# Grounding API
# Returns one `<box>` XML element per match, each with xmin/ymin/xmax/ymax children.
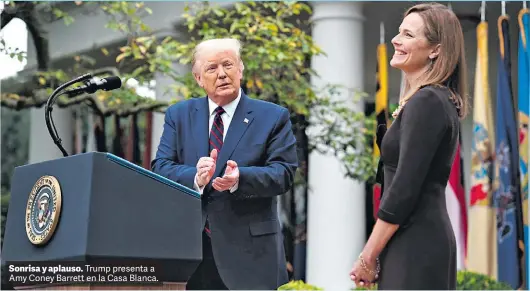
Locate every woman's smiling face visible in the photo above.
<box><xmin>390</xmin><ymin>12</ymin><xmax>435</xmax><ymax>74</ymax></box>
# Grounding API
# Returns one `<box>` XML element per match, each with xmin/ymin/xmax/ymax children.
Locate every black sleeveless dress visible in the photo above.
<box><xmin>376</xmin><ymin>85</ymin><xmax>459</xmax><ymax>290</ymax></box>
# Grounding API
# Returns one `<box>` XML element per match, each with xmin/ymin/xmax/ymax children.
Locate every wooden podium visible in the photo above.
<box><xmin>1</xmin><ymin>152</ymin><xmax>203</xmax><ymax>290</ymax></box>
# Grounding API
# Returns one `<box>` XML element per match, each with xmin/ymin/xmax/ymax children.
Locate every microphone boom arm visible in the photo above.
<box><xmin>45</xmin><ymin>73</ymin><xmax>92</xmax><ymax>157</ymax></box>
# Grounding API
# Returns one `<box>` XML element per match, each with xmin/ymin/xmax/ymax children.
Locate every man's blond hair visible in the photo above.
<box><xmin>192</xmin><ymin>38</ymin><xmax>244</xmax><ymax>74</ymax></box>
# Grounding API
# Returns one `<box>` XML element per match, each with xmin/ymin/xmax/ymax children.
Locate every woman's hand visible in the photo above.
<box><xmin>351</xmin><ymin>219</ymin><xmax>397</xmax><ymax>288</ymax></box>
<box><xmin>349</xmin><ymin>253</ymin><xmax>379</xmax><ymax>288</ymax></box>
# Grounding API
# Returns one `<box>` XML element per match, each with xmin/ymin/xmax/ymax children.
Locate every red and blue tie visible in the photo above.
<box><xmin>209</xmin><ymin>106</ymin><xmax>225</xmax><ymax>152</ymax></box>
<box><xmin>205</xmin><ymin>106</ymin><xmax>224</xmax><ymax>236</ymax></box>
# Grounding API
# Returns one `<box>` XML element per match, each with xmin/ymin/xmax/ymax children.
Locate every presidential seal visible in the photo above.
<box><xmin>25</xmin><ymin>175</ymin><xmax>62</xmax><ymax>245</ymax></box>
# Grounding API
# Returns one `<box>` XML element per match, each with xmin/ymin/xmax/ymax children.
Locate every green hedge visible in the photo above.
<box><xmin>456</xmin><ymin>271</ymin><xmax>513</xmax><ymax>290</ymax></box>
<box><xmin>278</xmin><ymin>280</ymin><xmax>322</xmax><ymax>290</ymax></box>
<box><xmin>278</xmin><ymin>271</ymin><xmax>513</xmax><ymax>290</ymax></box>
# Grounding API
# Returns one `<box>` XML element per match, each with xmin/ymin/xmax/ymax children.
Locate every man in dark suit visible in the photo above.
<box><xmin>151</xmin><ymin>38</ymin><xmax>298</xmax><ymax>290</ymax></box>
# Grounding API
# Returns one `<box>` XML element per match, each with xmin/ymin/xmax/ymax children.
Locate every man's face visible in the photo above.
<box><xmin>194</xmin><ymin>49</ymin><xmax>242</xmax><ymax>105</ymax></box>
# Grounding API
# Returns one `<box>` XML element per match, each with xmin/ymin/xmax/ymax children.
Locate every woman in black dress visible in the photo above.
<box><xmin>350</xmin><ymin>3</ymin><xmax>468</xmax><ymax>290</ymax></box>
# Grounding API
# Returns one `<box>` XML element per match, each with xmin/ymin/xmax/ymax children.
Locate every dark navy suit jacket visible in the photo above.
<box><xmin>151</xmin><ymin>92</ymin><xmax>298</xmax><ymax>290</ymax></box>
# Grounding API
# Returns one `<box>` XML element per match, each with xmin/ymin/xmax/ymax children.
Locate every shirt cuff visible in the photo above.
<box><xmin>193</xmin><ymin>174</ymin><xmax>205</xmax><ymax>195</ymax></box>
<box><xmin>229</xmin><ymin>179</ymin><xmax>239</xmax><ymax>193</ymax></box>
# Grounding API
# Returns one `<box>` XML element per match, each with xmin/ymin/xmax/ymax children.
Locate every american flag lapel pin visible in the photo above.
<box><xmin>244</xmin><ymin>118</ymin><xmax>249</xmax><ymax>124</ymax></box>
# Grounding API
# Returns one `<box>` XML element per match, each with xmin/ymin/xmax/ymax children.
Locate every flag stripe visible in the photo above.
<box><xmin>373</xmin><ymin>43</ymin><xmax>389</xmax><ymax>158</ymax></box>
<box><xmin>372</xmin><ymin>42</ymin><xmax>388</xmax><ymax>217</ymax></box>
<box><xmin>467</xmin><ymin>21</ymin><xmax>498</xmax><ymax>279</ymax></box>
<box><xmin>495</xmin><ymin>15</ymin><xmax>525</xmax><ymax>289</ymax></box>
<box><xmin>518</xmin><ymin>8</ymin><xmax>530</xmax><ymax>289</ymax></box>
<box><xmin>446</xmin><ymin>143</ymin><xmax>467</xmax><ymax>270</ymax></box>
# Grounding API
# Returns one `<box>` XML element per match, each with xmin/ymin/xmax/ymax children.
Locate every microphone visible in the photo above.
<box><xmin>64</xmin><ymin>76</ymin><xmax>122</xmax><ymax>97</ymax></box>
<box><xmin>44</xmin><ymin>74</ymin><xmax>121</xmax><ymax>157</ymax></box>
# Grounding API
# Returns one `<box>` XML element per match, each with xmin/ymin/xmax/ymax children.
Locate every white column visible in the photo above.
<box><xmin>307</xmin><ymin>2</ymin><xmax>365</xmax><ymax>290</ymax></box>
<box><xmin>29</xmin><ymin>107</ymin><xmax>73</xmax><ymax>164</ymax></box>
<box><xmin>151</xmin><ymin>64</ymin><xmax>190</xmax><ymax>159</ymax></box>
<box><xmin>25</xmin><ymin>17</ymin><xmax>74</xmax><ymax>164</ymax></box>
<box><xmin>85</xmin><ymin>113</ymin><xmax>96</xmax><ymax>153</ymax></box>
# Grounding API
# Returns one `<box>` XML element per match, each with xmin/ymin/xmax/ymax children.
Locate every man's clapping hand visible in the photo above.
<box><xmin>212</xmin><ymin>160</ymin><xmax>239</xmax><ymax>192</ymax></box>
<box><xmin>196</xmin><ymin>149</ymin><xmax>218</xmax><ymax>188</ymax></box>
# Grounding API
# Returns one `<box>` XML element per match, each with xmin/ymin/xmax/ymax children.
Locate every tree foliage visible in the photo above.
<box><xmin>111</xmin><ymin>1</ymin><xmax>378</xmax><ymax>181</ymax></box>
<box><xmin>0</xmin><ymin>1</ymin><xmax>378</xmax><ymax>182</ymax></box>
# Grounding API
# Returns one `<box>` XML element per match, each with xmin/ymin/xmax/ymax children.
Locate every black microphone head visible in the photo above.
<box><xmin>102</xmin><ymin>76</ymin><xmax>122</xmax><ymax>91</ymax></box>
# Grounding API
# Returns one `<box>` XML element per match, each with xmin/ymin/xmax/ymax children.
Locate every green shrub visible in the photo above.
<box><xmin>456</xmin><ymin>270</ymin><xmax>513</xmax><ymax>290</ymax></box>
<box><xmin>278</xmin><ymin>280</ymin><xmax>322</xmax><ymax>290</ymax></box>
<box><xmin>278</xmin><ymin>271</ymin><xmax>514</xmax><ymax>290</ymax></box>
<box><xmin>353</xmin><ymin>284</ymin><xmax>377</xmax><ymax>290</ymax></box>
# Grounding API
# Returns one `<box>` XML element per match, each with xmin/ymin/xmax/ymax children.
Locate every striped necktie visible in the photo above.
<box><xmin>209</xmin><ymin>106</ymin><xmax>225</xmax><ymax>152</ymax></box>
<box><xmin>205</xmin><ymin>106</ymin><xmax>224</xmax><ymax>237</ymax></box>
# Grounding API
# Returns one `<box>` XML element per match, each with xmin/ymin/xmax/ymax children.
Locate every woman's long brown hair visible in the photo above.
<box><xmin>398</xmin><ymin>3</ymin><xmax>469</xmax><ymax>119</ymax></box>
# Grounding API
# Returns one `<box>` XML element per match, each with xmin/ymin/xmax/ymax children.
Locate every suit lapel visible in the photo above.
<box><xmin>213</xmin><ymin>94</ymin><xmax>254</xmax><ymax>179</ymax></box>
<box><xmin>190</xmin><ymin>97</ymin><xmax>210</xmax><ymax>160</ymax></box>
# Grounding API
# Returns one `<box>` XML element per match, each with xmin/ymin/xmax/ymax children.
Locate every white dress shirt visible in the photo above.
<box><xmin>193</xmin><ymin>89</ymin><xmax>242</xmax><ymax>195</ymax></box>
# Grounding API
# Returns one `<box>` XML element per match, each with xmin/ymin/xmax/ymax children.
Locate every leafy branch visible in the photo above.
<box><xmin>0</xmin><ymin>38</ymin><xmax>26</xmax><ymax>62</ymax></box>
<box><xmin>308</xmin><ymin>86</ymin><xmax>377</xmax><ymax>182</ymax></box>
<box><xmin>0</xmin><ymin>1</ymin><xmax>379</xmax><ymax>181</ymax></box>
